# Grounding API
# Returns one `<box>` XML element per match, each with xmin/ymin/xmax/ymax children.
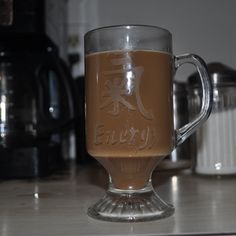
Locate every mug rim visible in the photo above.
<box><xmin>84</xmin><ymin>24</ymin><xmax>172</xmax><ymax>39</ymax></box>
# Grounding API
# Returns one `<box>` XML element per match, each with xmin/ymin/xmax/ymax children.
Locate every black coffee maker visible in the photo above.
<box><xmin>0</xmin><ymin>33</ymin><xmax>75</xmax><ymax>178</ymax></box>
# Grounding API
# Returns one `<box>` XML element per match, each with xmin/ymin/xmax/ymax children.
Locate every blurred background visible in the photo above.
<box><xmin>1</xmin><ymin>0</ymin><xmax>233</xmax><ymax>81</ymax></box>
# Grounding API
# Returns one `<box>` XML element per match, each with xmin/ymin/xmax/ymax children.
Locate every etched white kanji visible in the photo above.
<box><xmin>100</xmin><ymin>77</ymin><xmax>136</xmax><ymax>115</ymax></box>
<box><xmin>100</xmin><ymin>55</ymin><xmax>154</xmax><ymax>120</ymax></box>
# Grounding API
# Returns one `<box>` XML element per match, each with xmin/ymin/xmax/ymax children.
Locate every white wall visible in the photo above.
<box><xmin>45</xmin><ymin>0</ymin><xmax>68</xmax><ymax>60</ymax></box>
<box><xmin>80</xmin><ymin>0</ymin><xmax>236</xmax><ymax>80</ymax></box>
<box><xmin>67</xmin><ymin>0</ymin><xmax>98</xmax><ymax>77</ymax></box>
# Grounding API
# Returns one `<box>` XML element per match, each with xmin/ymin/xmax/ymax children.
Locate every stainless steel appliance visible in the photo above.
<box><xmin>157</xmin><ymin>81</ymin><xmax>191</xmax><ymax>170</ymax></box>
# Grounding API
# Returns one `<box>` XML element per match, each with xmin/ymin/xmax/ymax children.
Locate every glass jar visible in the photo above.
<box><xmin>188</xmin><ymin>63</ymin><xmax>236</xmax><ymax>175</ymax></box>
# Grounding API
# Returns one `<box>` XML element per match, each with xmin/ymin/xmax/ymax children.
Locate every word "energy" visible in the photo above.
<box><xmin>94</xmin><ymin>124</ymin><xmax>158</xmax><ymax>150</ymax></box>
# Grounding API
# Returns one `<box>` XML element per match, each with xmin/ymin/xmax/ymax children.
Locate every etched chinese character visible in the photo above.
<box><xmin>100</xmin><ymin>77</ymin><xmax>136</xmax><ymax>115</ymax></box>
<box><xmin>100</xmin><ymin>55</ymin><xmax>154</xmax><ymax>120</ymax></box>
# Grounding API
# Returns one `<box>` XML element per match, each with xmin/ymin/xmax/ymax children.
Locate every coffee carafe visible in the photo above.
<box><xmin>0</xmin><ymin>33</ymin><xmax>75</xmax><ymax>178</ymax></box>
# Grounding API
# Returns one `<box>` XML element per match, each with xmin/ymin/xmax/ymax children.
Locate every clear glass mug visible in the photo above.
<box><xmin>85</xmin><ymin>25</ymin><xmax>212</xmax><ymax>222</ymax></box>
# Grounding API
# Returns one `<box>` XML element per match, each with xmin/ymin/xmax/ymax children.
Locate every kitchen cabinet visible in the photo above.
<box><xmin>0</xmin><ymin>164</ymin><xmax>236</xmax><ymax>235</ymax></box>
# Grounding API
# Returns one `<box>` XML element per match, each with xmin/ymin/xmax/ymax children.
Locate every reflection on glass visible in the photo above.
<box><xmin>0</xmin><ymin>95</ymin><xmax>6</xmax><ymax>122</ymax></box>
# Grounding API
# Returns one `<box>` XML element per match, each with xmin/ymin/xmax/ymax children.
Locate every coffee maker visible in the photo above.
<box><xmin>0</xmin><ymin>32</ymin><xmax>75</xmax><ymax>178</ymax></box>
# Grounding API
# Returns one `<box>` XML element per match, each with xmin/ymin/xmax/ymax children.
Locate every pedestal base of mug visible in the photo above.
<box><xmin>88</xmin><ymin>183</ymin><xmax>174</xmax><ymax>222</ymax></box>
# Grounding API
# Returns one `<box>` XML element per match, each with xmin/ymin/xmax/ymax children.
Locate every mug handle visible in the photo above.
<box><xmin>174</xmin><ymin>54</ymin><xmax>213</xmax><ymax>146</ymax></box>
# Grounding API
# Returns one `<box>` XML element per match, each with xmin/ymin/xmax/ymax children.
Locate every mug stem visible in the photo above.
<box><xmin>88</xmin><ymin>173</ymin><xmax>174</xmax><ymax>222</ymax></box>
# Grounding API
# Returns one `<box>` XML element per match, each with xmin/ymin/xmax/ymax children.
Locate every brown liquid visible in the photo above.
<box><xmin>85</xmin><ymin>50</ymin><xmax>174</xmax><ymax>189</ymax></box>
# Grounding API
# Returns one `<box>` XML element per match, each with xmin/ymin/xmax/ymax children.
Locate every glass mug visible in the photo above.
<box><xmin>85</xmin><ymin>25</ymin><xmax>212</xmax><ymax>222</ymax></box>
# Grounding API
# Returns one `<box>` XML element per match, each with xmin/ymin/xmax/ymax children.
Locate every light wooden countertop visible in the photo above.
<box><xmin>0</xmin><ymin>163</ymin><xmax>236</xmax><ymax>236</ymax></box>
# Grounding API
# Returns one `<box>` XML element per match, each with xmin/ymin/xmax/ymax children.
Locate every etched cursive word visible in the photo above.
<box><xmin>94</xmin><ymin>124</ymin><xmax>158</xmax><ymax>150</ymax></box>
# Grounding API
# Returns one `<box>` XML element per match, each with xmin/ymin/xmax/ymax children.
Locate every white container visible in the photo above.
<box><xmin>189</xmin><ymin>63</ymin><xmax>236</xmax><ymax>175</ymax></box>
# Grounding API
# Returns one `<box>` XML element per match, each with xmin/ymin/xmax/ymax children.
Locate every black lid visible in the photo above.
<box><xmin>0</xmin><ymin>32</ymin><xmax>58</xmax><ymax>55</ymax></box>
<box><xmin>188</xmin><ymin>62</ymin><xmax>236</xmax><ymax>87</ymax></box>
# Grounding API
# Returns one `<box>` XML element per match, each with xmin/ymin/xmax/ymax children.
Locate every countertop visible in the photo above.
<box><xmin>0</xmin><ymin>163</ymin><xmax>236</xmax><ymax>236</ymax></box>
